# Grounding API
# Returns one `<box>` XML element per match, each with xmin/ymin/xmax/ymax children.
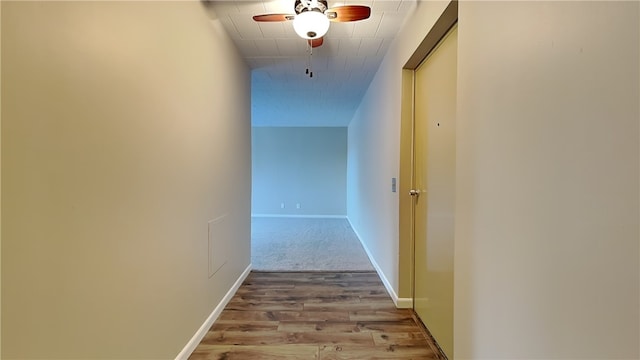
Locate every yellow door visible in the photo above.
<box><xmin>412</xmin><ymin>25</ymin><xmax>457</xmax><ymax>357</ymax></box>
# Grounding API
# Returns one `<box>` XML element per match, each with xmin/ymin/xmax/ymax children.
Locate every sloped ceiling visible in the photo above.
<box><xmin>205</xmin><ymin>0</ymin><xmax>415</xmax><ymax>126</ymax></box>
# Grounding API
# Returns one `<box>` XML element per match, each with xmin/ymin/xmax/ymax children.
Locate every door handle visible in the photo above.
<box><xmin>409</xmin><ymin>189</ymin><xmax>421</xmax><ymax>197</ymax></box>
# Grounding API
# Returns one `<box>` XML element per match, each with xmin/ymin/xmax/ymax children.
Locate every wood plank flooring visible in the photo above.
<box><xmin>189</xmin><ymin>271</ymin><xmax>444</xmax><ymax>360</ymax></box>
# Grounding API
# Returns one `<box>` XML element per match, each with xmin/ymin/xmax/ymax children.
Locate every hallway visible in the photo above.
<box><xmin>188</xmin><ymin>272</ymin><xmax>443</xmax><ymax>359</ymax></box>
<box><xmin>2</xmin><ymin>1</ymin><xmax>638</xmax><ymax>359</ymax></box>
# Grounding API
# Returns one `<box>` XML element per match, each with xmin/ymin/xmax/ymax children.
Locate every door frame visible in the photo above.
<box><xmin>398</xmin><ymin>0</ymin><xmax>458</xmax><ymax>311</ymax></box>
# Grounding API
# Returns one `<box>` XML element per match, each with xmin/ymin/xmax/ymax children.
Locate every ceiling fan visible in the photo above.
<box><xmin>252</xmin><ymin>0</ymin><xmax>371</xmax><ymax>48</ymax></box>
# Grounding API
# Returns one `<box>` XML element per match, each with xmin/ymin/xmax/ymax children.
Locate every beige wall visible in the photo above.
<box><xmin>350</xmin><ymin>0</ymin><xmax>639</xmax><ymax>358</ymax></box>
<box><xmin>455</xmin><ymin>2</ymin><xmax>638</xmax><ymax>358</ymax></box>
<box><xmin>1</xmin><ymin>2</ymin><xmax>251</xmax><ymax>359</ymax></box>
<box><xmin>0</xmin><ymin>2</ymin><xmax>3</xmax><ymax>355</ymax></box>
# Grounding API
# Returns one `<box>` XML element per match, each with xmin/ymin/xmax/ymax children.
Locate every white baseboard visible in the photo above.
<box><xmin>346</xmin><ymin>218</ymin><xmax>411</xmax><ymax>309</ymax></box>
<box><xmin>251</xmin><ymin>214</ymin><xmax>347</xmax><ymax>219</ymax></box>
<box><xmin>175</xmin><ymin>264</ymin><xmax>252</xmax><ymax>360</ymax></box>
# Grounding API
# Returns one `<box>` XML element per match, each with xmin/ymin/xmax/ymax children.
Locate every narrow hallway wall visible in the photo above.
<box><xmin>1</xmin><ymin>2</ymin><xmax>251</xmax><ymax>358</ymax></box>
<box><xmin>454</xmin><ymin>2</ymin><xmax>639</xmax><ymax>358</ymax></box>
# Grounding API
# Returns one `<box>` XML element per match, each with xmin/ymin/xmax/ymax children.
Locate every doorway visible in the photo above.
<box><xmin>410</xmin><ymin>25</ymin><xmax>458</xmax><ymax>357</ymax></box>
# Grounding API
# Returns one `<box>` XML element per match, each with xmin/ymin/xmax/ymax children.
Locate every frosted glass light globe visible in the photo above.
<box><xmin>293</xmin><ymin>11</ymin><xmax>329</xmax><ymax>39</ymax></box>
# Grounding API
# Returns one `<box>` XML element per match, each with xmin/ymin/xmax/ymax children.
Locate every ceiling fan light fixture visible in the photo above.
<box><xmin>293</xmin><ymin>10</ymin><xmax>329</xmax><ymax>39</ymax></box>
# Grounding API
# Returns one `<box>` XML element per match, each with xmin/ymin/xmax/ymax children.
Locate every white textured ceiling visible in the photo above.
<box><xmin>205</xmin><ymin>0</ymin><xmax>415</xmax><ymax>126</ymax></box>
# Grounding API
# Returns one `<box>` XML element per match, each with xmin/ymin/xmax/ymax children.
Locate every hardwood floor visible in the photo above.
<box><xmin>189</xmin><ymin>271</ymin><xmax>444</xmax><ymax>360</ymax></box>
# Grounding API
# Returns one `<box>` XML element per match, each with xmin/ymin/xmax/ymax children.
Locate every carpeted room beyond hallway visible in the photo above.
<box><xmin>251</xmin><ymin>217</ymin><xmax>375</xmax><ymax>271</ymax></box>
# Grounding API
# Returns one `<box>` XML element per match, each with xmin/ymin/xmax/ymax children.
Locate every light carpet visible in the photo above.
<box><xmin>251</xmin><ymin>217</ymin><xmax>375</xmax><ymax>271</ymax></box>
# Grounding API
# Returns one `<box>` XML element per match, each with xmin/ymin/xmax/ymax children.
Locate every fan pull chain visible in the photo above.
<box><xmin>305</xmin><ymin>41</ymin><xmax>313</xmax><ymax>78</ymax></box>
<box><xmin>306</xmin><ymin>42</ymin><xmax>310</xmax><ymax>76</ymax></box>
<box><xmin>305</xmin><ymin>41</ymin><xmax>309</xmax><ymax>75</ymax></box>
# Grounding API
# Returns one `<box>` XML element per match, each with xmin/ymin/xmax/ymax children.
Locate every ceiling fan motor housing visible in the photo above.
<box><xmin>292</xmin><ymin>0</ymin><xmax>330</xmax><ymax>40</ymax></box>
<box><xmin>295</xmin><ymin>0</ymin><xmax>328</xmax><ymax>15</ymax></box>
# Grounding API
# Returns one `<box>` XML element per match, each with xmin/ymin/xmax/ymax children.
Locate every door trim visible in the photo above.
<box><xmin>398</xmin><ymin>0</ymin><xmax>458</xmax><ymax>306</ymax></box>
<box><xmin>405</xmin><ymin>1</ymin><xmax>459</xmax><ymax>70</ymax></box>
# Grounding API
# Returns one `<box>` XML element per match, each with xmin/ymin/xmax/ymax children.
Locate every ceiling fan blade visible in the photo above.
<box><xmin>252</xmin><ymin>14</ymin><xmax>295</xmax><ymax>22</ymax></box>
<box><xmin>325</xmin><ymin>5</ymin><xmax>371</xmax><ymax>22</ymax></box>
<box><xmin>308</xmin><ymin>37</ymin><xmax>324</xmax><ymax>48</ymax></box>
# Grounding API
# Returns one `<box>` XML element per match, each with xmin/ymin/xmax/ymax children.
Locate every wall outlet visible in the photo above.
<box><xmin>280</xmin><ymin>203</ymin><xmax>285</xmax><ymax>209</ymax></box>
<box><xmin>296</xmin><ymin>203</ymin><xmax>301</xmax><ymax>209</ymax></box>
